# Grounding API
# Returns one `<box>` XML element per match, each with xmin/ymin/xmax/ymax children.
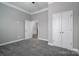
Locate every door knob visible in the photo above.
<box><xmin>60</xmin><ymin>32</ymin><xmax>62</xmax><ymax>33</ymax></box>
<box><xmin>59</xmin><ymin>32</ymin><xmax>64</xmax><ymax>33</ymax></box>
<box><xmin>62</xmin><ymin>32</ymin><xmax>64</xmax><ymax>33</ymax></box>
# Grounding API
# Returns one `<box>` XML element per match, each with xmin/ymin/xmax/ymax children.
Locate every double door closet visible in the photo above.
<box><xmin>52</xmin><ymin>10</ymin><xmax>73</xmax><ymax>49</ymax></box>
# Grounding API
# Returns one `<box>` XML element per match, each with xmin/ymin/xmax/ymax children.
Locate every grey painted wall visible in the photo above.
<box><xmin>0</xmin><ymin>3</ymin><xmax>30</xmax><ymax>44</ymax></box>
<box><xmin>48</xmin><ymin>2</ymin><xmax>79</xmax><ymax>50</ymax></box>
<box><xmin>31</xmin><ymin>11</ymin><xmax>48</xmax><ymax>40</ymax></box>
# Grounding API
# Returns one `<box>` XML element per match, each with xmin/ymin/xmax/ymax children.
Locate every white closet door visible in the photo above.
<box><xmin>25</xmin><ymin>20</ymin><xmax>31</xmax><ymax>39</ymax></box>
<box><xmin>62</xmin><ymin>11</ymin><xmax>73</xmax><ymax>49</ymax></box>
<box><xmin>29</xmin><ymin>21</ymin><xmax>33</xmax><ymax>38</ymax></box>
<box><xmin>52</xmin><ymin>13</ymin><xmax>62</xmax><ymax>47</ymax></box>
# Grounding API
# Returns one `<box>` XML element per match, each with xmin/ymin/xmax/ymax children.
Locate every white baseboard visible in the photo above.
<box><xmin>48</xmin><ymin>43</ymin><xmax>79</xmax><ymax>54</ymax></box>
<box><xmin>72</xmin><ymin>48</ymin><xmax>79</xmax><ymax>54</ymax></box>
<box><xmin>0</xmin><ymin>38</ymin><xmax>24</xmax><ymax>46</ymax></box>
<box><xmin>38</xmin><ymin>37</ymin><xmax>48</xmax><ymax>41</ymax></box>
<box><xmin>48</xmin><ymin>43</ymin><xmax>54</xmax><ymax>46</ymax></box>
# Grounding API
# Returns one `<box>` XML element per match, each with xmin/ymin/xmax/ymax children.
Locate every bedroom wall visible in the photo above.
<box><xmin>31</xmin><ymin>11</ymin><xmax>48</xmax><ymax>41</ymax></box>
<box><xmin>48</xmin><ymin>2</ymin><xmax>79</xmax><ymax>50</ymax></box>
<box><xmin>0</xmin><ymin>3</ymin><xmax>31</xmax><ymax>44</ymax></box>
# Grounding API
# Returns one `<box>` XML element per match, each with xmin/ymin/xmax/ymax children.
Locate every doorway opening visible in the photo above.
<box><xmin>32</xmin><ymin>22</ymin><xmax>38</xmax><ymax>39</ymax></box>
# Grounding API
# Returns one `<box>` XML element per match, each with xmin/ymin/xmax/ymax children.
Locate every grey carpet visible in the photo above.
<box><xmin>0</xmin><ymin>38</ymin><xmax>78</xmax><ymax>56</ymax></box>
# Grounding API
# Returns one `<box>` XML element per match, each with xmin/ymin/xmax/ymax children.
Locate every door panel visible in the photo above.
<box><xmin>62</xmin><ymin>11</ymin><xmax>73</xmax><ymax>49</ymax></box>
<box><xmin>52</xmin><ymin>13</ymin><xmax>62</xmax><ymax>47</ymax></box>
<box><xmin>25</xmin><ymin>20</ymin><xmax>31</xmax><ymax>39</ymax></box>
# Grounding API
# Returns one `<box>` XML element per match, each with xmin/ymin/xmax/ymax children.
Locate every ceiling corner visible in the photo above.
<box><xmin>31</xmin><ymin>7</ymin><xmax>48</xmax><ymax>15</ymax></box>
<box><xmin>1</xmin><ymin>2</ymin><xmax>31</xmax><ymax>15</ymax></box>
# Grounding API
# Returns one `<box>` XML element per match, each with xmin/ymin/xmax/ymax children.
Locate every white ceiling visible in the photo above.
<box><xmin>8</xmin><ymin>2</ymin><xmax>48</xmax><ymax>14</ymax></box>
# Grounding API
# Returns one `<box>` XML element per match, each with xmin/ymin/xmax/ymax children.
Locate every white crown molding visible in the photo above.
<box><xmin>1</xmin><ymin>2</ymin><xmax>31</xmax><ymax>14</ymax></box>
<box><xmin>31</xmin><ymin>8</ymin><xmax>48</xmax><ymax>15</ymax></box>
<box><xmin>1</xmin><ymin>2</ymin><xmax>48</xmax><ymax>15</ymax></box>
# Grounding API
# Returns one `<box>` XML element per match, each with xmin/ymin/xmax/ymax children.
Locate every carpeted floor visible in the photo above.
<box><xmin>0</xmin><ymin>38</ymin><xmax>79</xmax><ymax>56</ymax></box>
